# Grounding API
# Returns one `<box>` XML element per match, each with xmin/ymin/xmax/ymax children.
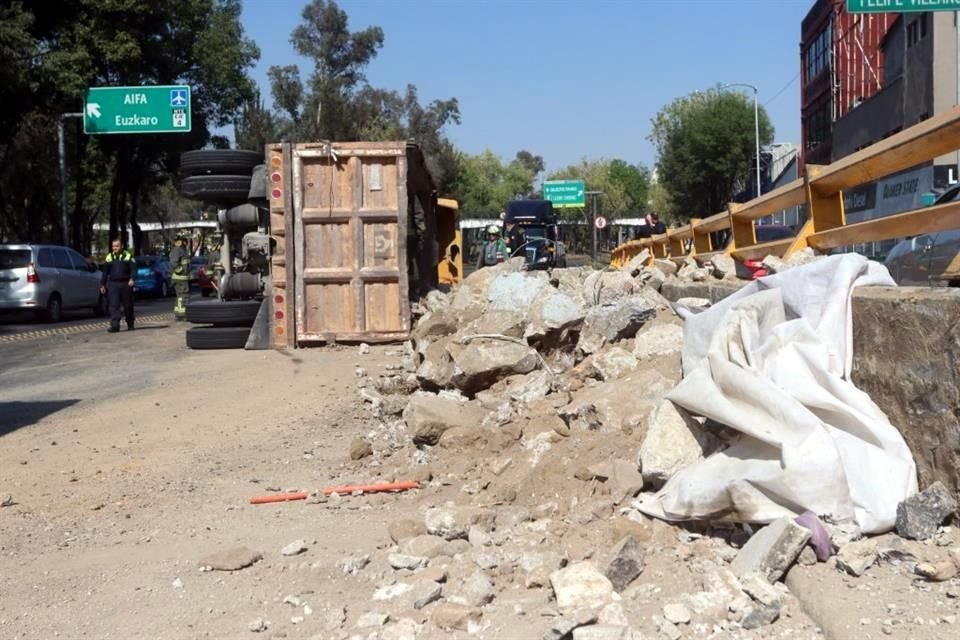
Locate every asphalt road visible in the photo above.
<box><xmin>0</xmin><ymin>294</ymin><xmax>177</xmax><ymax>339</ymax></box>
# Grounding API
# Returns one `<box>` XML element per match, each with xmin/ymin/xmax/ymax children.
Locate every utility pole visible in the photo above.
<box><xmin>58</xmin><ymin>112</ymin><xmax>83</xmax><ymax>247</ymax></box>
<box><xmin>586</xmin><ymin>190</ymin><xmax>601</xmax><ymax>263</ymax></box>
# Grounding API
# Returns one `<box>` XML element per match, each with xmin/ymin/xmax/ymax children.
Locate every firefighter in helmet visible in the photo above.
<box><xmin>169</xmin><ymin>234</ymin><xmax>191</xmax><ymax>320</ymax></box>
<box><xmin>477</xmin><ymin>224</ymin><xmax>507</xmax><ymax>269</ymax></box>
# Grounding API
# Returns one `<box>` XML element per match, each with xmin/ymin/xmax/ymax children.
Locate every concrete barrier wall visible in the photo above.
<box><xmin>661</xmin><ymin>280</ymin><xmax>960</xmax><ymax>500</ymax></box>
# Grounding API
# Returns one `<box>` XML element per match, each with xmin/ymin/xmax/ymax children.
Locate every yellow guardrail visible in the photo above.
<box><xmin>611</xmin><ymin>105</ymin><xmax>960</xmax><ymax>268</ymax></box>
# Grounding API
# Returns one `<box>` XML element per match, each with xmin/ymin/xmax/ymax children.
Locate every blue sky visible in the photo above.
<box><xmin>241</xmin><ymin>0</ymin><xmax>812</xmax><ymax>171</ymax></box>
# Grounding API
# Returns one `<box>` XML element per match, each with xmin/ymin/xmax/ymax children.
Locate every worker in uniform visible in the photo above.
<box><xmin>101</xmin><ymin>237</ymin><xmax>136</xmax><ymax>333</ymax></box>
<box><xmin>504</xmin><ymin>220</ymin><xmax>525</xmax><ymax>258</ymax></box>
<box><xmin>169</xmin><ymin>234</ymin><xmax>192</xmax><ymax>321</ymax></box>
<box><xmin>477</xmin><ymin>224</ymin><xmax>507</xmax><ymax>269</ymax></box>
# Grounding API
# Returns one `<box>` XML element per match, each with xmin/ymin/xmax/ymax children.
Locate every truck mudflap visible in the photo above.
<box><xmin>244</xmin><ymin>286</ymin><xmax>273</xmax><ymax>350</ymax></box>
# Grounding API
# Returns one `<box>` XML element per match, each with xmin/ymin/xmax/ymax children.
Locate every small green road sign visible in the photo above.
<box><xmin>847</xmin><ymin>0</ymin><xmax>960</xmax><ymax>13</ymax></box>
<box><xmin>83</xmin><ymin>85</ymin><xmax>192</xmax><ymax>135</ymax></box>
<box><xmin>543</xmin><ymin>180</ymin><xmax>586</xmax><ymax>208</ymax></box>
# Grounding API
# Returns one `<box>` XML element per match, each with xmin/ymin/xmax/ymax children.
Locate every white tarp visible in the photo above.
<box><xmin>636</xmin><ymin>255</ymin><xmax>917</xmax><ymax>534</ymax></box>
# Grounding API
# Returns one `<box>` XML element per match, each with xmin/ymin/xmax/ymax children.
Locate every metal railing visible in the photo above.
<box><xmin>610</xmin><ymin>105</ymin><xmax>960</xmax><ymax>268</ymax></box>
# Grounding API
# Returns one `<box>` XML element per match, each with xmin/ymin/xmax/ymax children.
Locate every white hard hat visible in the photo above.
<box><xmin>486</xmin><ymin>224</ymin><xmax>500</xmax><ymax>235</ymax></box>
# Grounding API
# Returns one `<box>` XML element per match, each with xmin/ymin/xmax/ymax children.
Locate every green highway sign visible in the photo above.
<box><xmin>847</xmin><ymin>0</ymin><xmax>960</xmax><ymax>12</ymax></box>
<box><xmin>83</xmin><ymin>85</ymin><xmax>192</xmax><ymax>135</ymax></box>
<box><xmin>543</xmin><ymin>180</ymin><xmax>586</xmax><ymax>208</ymax></box>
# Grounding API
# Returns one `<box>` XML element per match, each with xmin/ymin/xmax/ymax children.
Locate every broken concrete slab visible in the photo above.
<box><xmin>412</xmin><ymin>309</ymin><xmax>458</xmax><ymax>341</ymax></box>
<box><xmin>578</xmin><ymin>297</ymin><xmax>656</xmax><ymax>355</ymax></box>
<box><xmin>633</xmin><ymin>323</ymin><xmax>684</xmax><ymax>361</ymax></box>
<box><xmin>561</xmin><ymin>369</ymin><xmax>676</xmax><ymax>434</ymax></box>
<box><xmin>731</xmin><ymin>517</ymin><xmax>811</xmax><ymax>583</ymax></box>
<box><xmin>526</xmin><ymin>291</ymin><xmax>585</xmax><ymax>341</ymax></box>
<box><xmin>404</xmin><ymin>393</ymin><xmax>487</xmax><ymax>446</ymax></box>
<box><xmin>835</xmin><ymin>537</ymin><xmax>879</xmax><ymax>577</ymax></box>
<box><xmin>449</xmin><ymin>340</ymin><xmax>539</xmax><ymax>394</ymax></box>
<box><xmin>416</xmin><ymin>337</ymin><xmax>457</xmax><ymax>390</ymax></box>
<box><xmin>583</xmin><ymin>270</ymin><xmax>638</xmax><ymax>306</ymax></box>
<box><xmin>637</xmin><ymin>399</ymin><xmax>718</xmax><ymax>489</ymax></box>
<box><xmin>605</xmin><ymin>536</ymin><xmax>645</xmax><ymax>593</ymax></box>
<box><xmin>895</xmin><ymin>482</ymin><xmax>958</xmax><ymax>541</ymax></box>
<box><xmin>550</xmin><ymin>561</ymin><xmax>616</xmax><ymax>612</ymax></box>
<box><xmin>463</xmin><ymin>310</ymin><xmax>528</xmax><ymax>340</ymax></box>
<box><xmin>197</xmin><ymin>546</ymin><xmax>263</xmax><ymax>572</ymax></box>
<box><xmin>487</xmin><ymin>271</ymin><xmax>549</xmax><ymax>312</ymax></box>
<box><xmin>591</xmin><ymin>347</ymin><xmax>638</xmax><ymax>381</ymax></box>
<box><xmin>708</xmin><ymin>254</ymin><xmax>738</xmax><ymax>281</ymax></box>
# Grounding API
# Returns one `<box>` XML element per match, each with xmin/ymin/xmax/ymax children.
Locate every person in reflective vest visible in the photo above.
<box><xmin>101</xmin><ymin>237</ymin><xmax>136</xmax><ymax>332</ymax></box>
<box><xmin>477</xmin><ymin>224</ymin><xmax>507</xmax><ymax>269</ymax></box>
<box><xmin>169</xmin><ymin>234</ymin><xmax>191</xmax><ymax>320</ymax></box>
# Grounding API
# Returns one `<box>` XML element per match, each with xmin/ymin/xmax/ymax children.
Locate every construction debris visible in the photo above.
<box><xmin>896</xmin><ymin>481</ymin><xmax>957</xmax><ymax>541</ymax></box>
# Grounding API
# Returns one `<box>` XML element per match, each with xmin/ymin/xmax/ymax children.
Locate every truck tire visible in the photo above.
<box><xmin>185</xmin><ymin>299</ymin><xmax>261</xmax><ymax>326</ymax></box>
<box><xmin>180</xmin><ymin>150</ymin><xmax>264</xmax><ymax>176</ymax></box>
<box><xmin>180</xmin><ymin>175</ymin><xmax>252</xmax><ymax>204</ymax></box>
<box><xmin>185</xmin><ymin>326</ymin><xmax>250</xmax><ymax>349</ymax></box>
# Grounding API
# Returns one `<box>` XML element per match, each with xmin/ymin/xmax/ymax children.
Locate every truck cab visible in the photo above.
<box><xmin>504</xmin><ymin>200</ymin><xmax>566</xmax><ymax>270</ymax></box>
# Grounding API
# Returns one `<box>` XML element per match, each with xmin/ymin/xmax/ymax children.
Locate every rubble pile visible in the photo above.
<box><xmin>331</xmin><ymin>256</ymin><xmax>958</xmax><ymax>640</ymax></box>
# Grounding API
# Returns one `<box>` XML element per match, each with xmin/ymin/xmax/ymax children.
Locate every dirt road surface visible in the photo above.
<box><xmin>1</xmin><ymin>300</ymin><xmax>956</xmax><ymax>640</ymax></box>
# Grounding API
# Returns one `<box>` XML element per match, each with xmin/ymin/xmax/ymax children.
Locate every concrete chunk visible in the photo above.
<box><xmin>403</xmin><ymin>393</ymin><xmax>487</xmax><ymax>446</ymax></box>
<box><xmin>637</xmin><ymin>399</ymin><xmax>718</xmax><ymax>489</ymax></box>
<box><xmin>731</xmin><ymin>517</ymin><xmax>811</xmax><ymax>583</ymax></box>
<box><xmin>895</xmin><ymin>482</ymin><xmax>958</xmax><ymax>541</ymax></box>
<box><xmin>578</xmin><ymin>296</ymin><xmax>656</xmax><ymax>354</ymax></box>
<box><xmin>449</xmin><ymin>340</ymin><xmax>538</xmax><ymax>394</ymax></box>
<box><xmin>550</xmin><ymin>562</ymin><xmax>615</xmax><ymax>612</ymax></box>
<box><xmin>605</xmin><ymin>535</ymin><xmax>646</xmax><ymax>593</ymax></box>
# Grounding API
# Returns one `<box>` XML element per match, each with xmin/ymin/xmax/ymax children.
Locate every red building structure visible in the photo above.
<box><xmin>800</xmin><ymin>0</ymin><xmax>896</xmax><ymax>169</ymax></box>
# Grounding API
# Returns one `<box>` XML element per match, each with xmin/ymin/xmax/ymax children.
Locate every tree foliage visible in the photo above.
<box><xmin>0</xmin><ymin>0</ymin><xmax>260</xmax><ymax>251</ymax></box>
<box><xmin>649</xmin><ymin>87</ymin><xmax>773</xmax><ymax>221</ymax></box>
<box><xmin>265</xmin><ymin>0</ymin><xmax>462</xmax><ymax>192</ymax></box>
<box><xmin>452</xmin><ymin>151</ymin><xmax>538</xmax><ymax>217</ymax></box>
<box><xmin>547</xmin><ymin>158</ymin><xmax>651</xmax><ymax>220</ymax></box>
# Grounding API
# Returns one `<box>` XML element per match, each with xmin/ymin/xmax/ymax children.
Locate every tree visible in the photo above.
<box><xmin>235</xmin><ymin>90</ymin><xmax>281</xmax><ymax>151</ymax></box>
<box><xmin>649</xmin><ymin>87</ymin><xmax>773</xmax><ymax>221</ymax></box>
<box><xmin>514</xmin><ymin>150</ymin><xmax>545</xmax><ymax>176</ymax></box>
<box><xmin>452</xmin><ymin>150</ymin><xmax>535</xmax><ymax>217</ymax></box>
<box><xmin>266</xmin><ymin>1</ymin><xmax>462</xmax><ymax>192</ymax></box>
<box><xmin>0</xmin><ymin>0</ymin><xmax>260</xmax><ymax>251</ymax></box>
<box><xmin>547</xmin><ymin>158</ymin><xmax>651</xmax><ymax>220</ymax></box>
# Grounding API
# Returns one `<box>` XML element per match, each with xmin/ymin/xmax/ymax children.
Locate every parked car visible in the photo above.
<box><xmin>0</xmin><ymin>243</ymin><xmax>105</xmax><ymax>322</ymax></box>
<box><xmin>739</xmin><ymin>225</ymin><xmax>797</xmax><ymax>279</ymax></box>
<box><xmin>189</xmin><ymin>256</ymin><xmax>207</xmax><ymax>284</ymax></box>
<box><xmin>885</xmin><ymin>186</ymin><xmax>960</xmax><ymax>286</ymax></box>
<box><xmin>196</xmin><ymin>263</ymin><xmax>216</xmax><ymax>297</ymax></box>
<box><xmin>134</xmin><ymin>255</ymin><xmax>173</xmax><ymax>297</ymax></box>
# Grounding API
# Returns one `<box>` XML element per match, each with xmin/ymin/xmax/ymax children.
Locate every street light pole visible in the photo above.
<box><xmin>58</xmin><ymin>112</ymin><xmax>83</xmax><ymax>248</ymax></box>
<box><xmin>723</xmin><ymin>83</ymin><xmax>761</xmax><ymax>199</ymax></box>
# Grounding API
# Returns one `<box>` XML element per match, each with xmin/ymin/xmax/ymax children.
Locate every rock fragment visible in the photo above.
<box><xmin>281</xmin><ymin>540</ymin><xmax>307</xmax><ymax>557</ymax></box>
<box><xmin>605</xmin><ymin>536</ymin><xmax>645</xmax><ymax>592</ymax></box>
<box><xmin>550</xmin><ymin>562</ymin><xmax>615</xmax><ymax>612</ymax></box>
<box><xmin>896</xmin><ymin>482</ymin><xmax>957</xmax><ymax>541</ymax></box>
<box><xmin>198</xmin><ymin>546</ymin><xmax>263</xmax><ymax>571</ymax></box>
<box><xmin>731</xmin><ymin>517</ymin><xmax>810</xmax><ymax>583</ymax></box>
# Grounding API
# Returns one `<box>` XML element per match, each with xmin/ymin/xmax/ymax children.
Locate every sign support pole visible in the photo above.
<box><xmin>58</xmin><ymin>112</ymin><xmax>83</xmax><ymax>248</ymax></box>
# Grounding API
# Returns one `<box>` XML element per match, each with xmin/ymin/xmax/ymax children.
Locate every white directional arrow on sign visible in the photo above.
<box><xmin>86</xmin><ymin>103</ymin><xmax>102</xmax><ymax>118</ymax></box>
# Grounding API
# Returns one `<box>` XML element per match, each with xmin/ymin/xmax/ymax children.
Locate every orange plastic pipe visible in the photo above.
<box><xmin>249</xmin><ymin>491</ymin><xmax>308</xmax><ymax>504</ymax></box>
<box><xmin>248</xmin><ymin>481</ymin><xmax>420</xmax><ymax>505</ymax></box>
<box><xmin>320</xmin><ymin>481</ymin><xmax>420</xmax><ymax>496</ymax></box>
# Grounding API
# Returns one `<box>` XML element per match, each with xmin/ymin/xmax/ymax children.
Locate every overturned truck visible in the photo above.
<box><xmin>179</xmin><ymin>141</ymin><xmax>462</xmax><ymax>349</ymax></box>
